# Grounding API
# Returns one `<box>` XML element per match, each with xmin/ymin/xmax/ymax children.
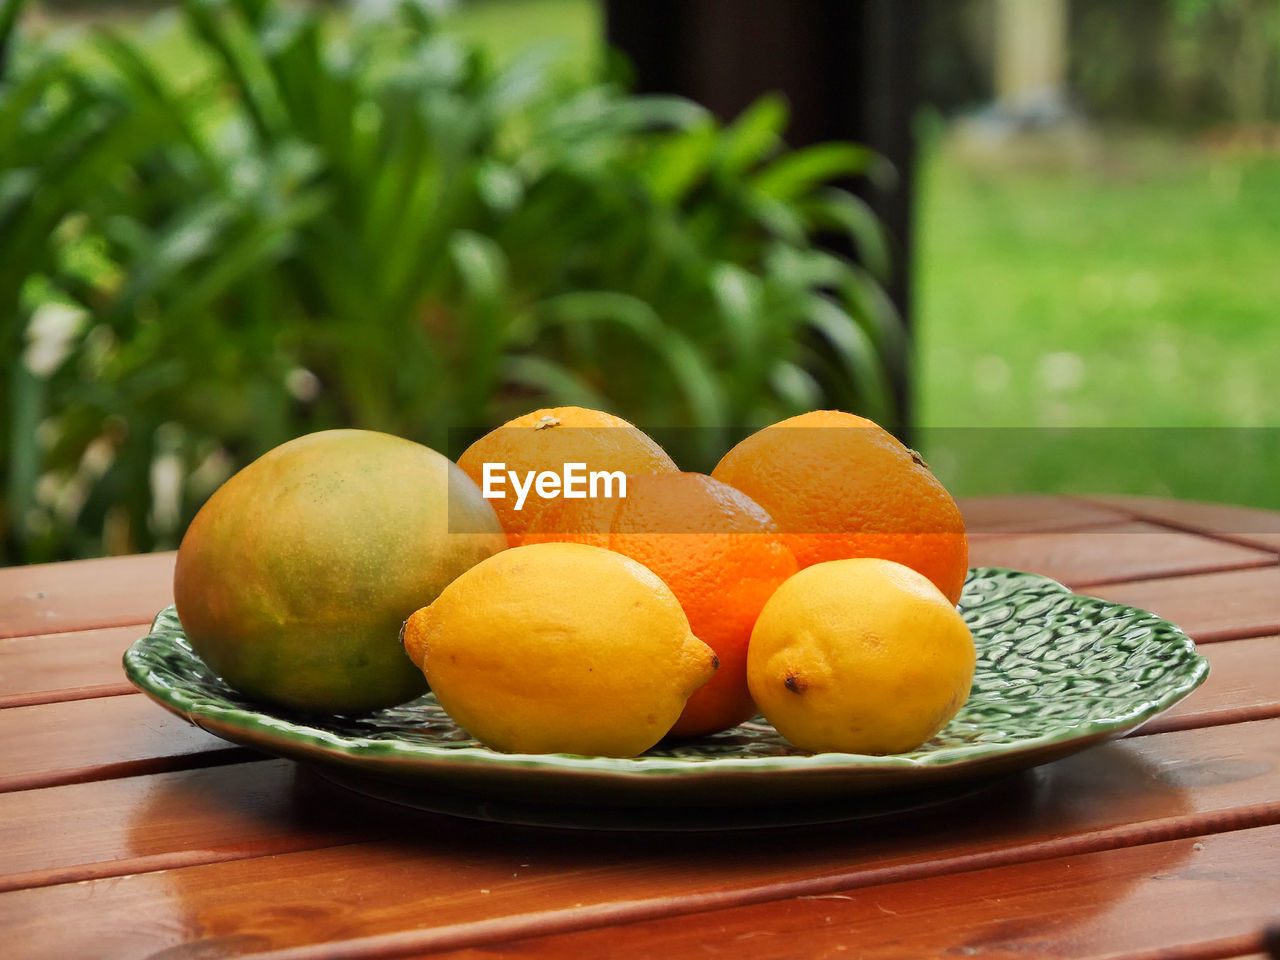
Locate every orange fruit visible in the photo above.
<box><xmin>457</xmin><ymin>407</ymin><xmax>677</xmax><ymax>546</ymax></box>
<box><xmin>711</xmin><ymin>411</ymin><xmax>968</xmax><ymax>605</ymax></box>
<box><xmin>527</xmin><ymin>472</ymin><xmax>797</xmax><ymax>737</ymax></box>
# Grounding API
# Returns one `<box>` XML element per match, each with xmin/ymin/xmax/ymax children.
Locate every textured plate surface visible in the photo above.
<box><xmin>124</xmin><ymin>568</ymin><xmax>1209</xmax><ymax>811</ymax></box>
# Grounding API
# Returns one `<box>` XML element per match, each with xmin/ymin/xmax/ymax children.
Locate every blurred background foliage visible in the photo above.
<box><xmin>5</xmin><ymin>0</ymin><xmax>1280</xmax><ymax>565</ymax></box>
<box><xmin>1</xmin><ymin>0</ymin><xmax>901</xmax><ymax>563</ymax></box>
<box><xmin>924</xmin><ymin>0</ymin><xmax>1280</xmax><ymax>125</ymax></box>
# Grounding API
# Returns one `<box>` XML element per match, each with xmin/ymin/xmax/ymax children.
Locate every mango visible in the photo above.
<box><xmin>173</xmin><ymin>429</ymin><xmax>506</xmax><ymax>714</ymax></box>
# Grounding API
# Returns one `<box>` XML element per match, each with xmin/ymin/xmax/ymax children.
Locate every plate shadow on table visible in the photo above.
<box><xmin>107</xmin><ymin>740</ymin><xmax>1207</xmax><ymax>955</ymax></box>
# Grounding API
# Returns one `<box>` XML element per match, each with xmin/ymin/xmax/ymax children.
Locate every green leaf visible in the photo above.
<box><xmin>533</xmin><ymin>291</ymin><xmax>728</xmax><ymax>431</ymax></box>
<box><xmin>768</xmin><ymin>360</ymin><xmax>823</xmax><ymax>411</ymax></box>
<box><xmin>744</xmin><ymin>194</ymin><xmax>807</xmax><ymax>245</ymax></box>
<box><xmin>92</xmin><ymin>32</ymin><xmax>222</xmax><ymax>180</ymax></box>
<box><xmin>545</xmin><ymin>89</ymin><xmax>707</xmax><ymax>143</ymax></box>
<box><xmin>0</xmin><ymin>58</ymin><xmax>69</xmax><ymax>158</ymax></box>
<box><xmin>763</xmin><ymin>244</ymin><xmax>854</xmax><ymax>290</ymax></box>
<box><xmin>803</xmin><ymin>294</ymin><xmax>894</xmax><ymax>424</ymax></box>
<box><xmin>450</xmin><ymin>228</ymin><xmax>506</xmax><ymax>304</ymax></box>
<box><xmin>0</xmin><ymin>166</ymin><xmax>35</xmax><ymax>224</ymax></box>
<box><xmin>488</xmin><ymin>45</ymin><xmax>559</xmax><ymax>116</ymax></box>
<box><xmin>840</xmin><ymin>262</ymin><xmax>906</xmax><ymax>359</ymax></box>
<box><xmin>501</xmin><ymin>354</ymin><xmax>610</xmax><ymax>410</ymax></box>
<box><xmin>449</xmin><ymin>229</ymin><xmax>510</xmax><ymax>417</ymax></box>
<box><xmin>753</xmin><ymin>142</ymin><xmax>875</xmax><ymax>200</ymax></box>
<box><xmin>709</xmin><ymin>262</ymin><xmax>763</xmax><ymax>358</ymax></box>
<box><xmin>720</xmin><ymin>93</ymin><xmax>787</xmax><ymax>175</ymax></box>
<box><xmin>184</xmin><ymin>0</ymin><xmax>288</xmax><ymax>142</ymax></box>
<box><xmin>803</xmin><ymin>188</ymin><xmax>892</xmax><ymax>280</ymax></box>
<box><xmin>643</xmin><ymin>123</ymin><xmax>716</xmax><ymax>205</ymax></box>
<box><xmin>164</xmin><ymin>186</ymin><xmax>327</xmax><ymax>323</ymax></box>
<box><xmin>0</xmin><ymin>0</ymin><xmax>24</xmax><ymax>65</ymax></box>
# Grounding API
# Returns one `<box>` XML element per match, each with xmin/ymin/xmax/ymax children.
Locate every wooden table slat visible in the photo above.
<box><xmin>969</xmin><ymin>522</ymin><xmax>1277</xmax><ymax>588</ymax></box>
<box><xmin>1105</xmin><ymin>945</ymin><xmax>1272</xmax><ymax>960</ymax></box>
<box><xmin>1086</xmin><ymin>566</ymin><xmax>1280</xmax><ymax>642</ymax></box>
<box><xmin>1139</xmin><ymin>635</ymin><xmax>1280</xmax><ymax>736</ymax></box>
<box><xmin>1081</xmin><ymin>495</ymin><xmax>1280</xmax><ymax>554</ymax></box>
<box><xmin>2</xmin><ymin>495</ymin><xmax>1278</xmax><ymax>960</ymax></box>
<box><xmin>957</xmin><ymin>495</ymin><xmax>1135</xmax><ymax>534</ymax></box>
<box><xmin>0</xmin><ymin>695</ymin><xmax>253</xmax><ymax>793</ymax></box>
<box><xmin>0</xmin><ymin>552</ymin><xmax>175</xmax><ymax>639</ymax></box>
<box><xmin>450</xmin><ymin>824</ymin><xmax>1280</xmax><ymax>960</ymax></box>
<box><xmin>1</xmin><ymin>718</ymin><xmax>1278</xmax><ymax>959</ymax></box>
<box><xmin>0</xmin><ymin>623</ymin><xmax>146</xmax><ymax>708</ymax></box>
<box><xmin>0</xmin><ymin>644</ymin><xmax>1269</xmax><ymax>891</ymax></box>
<box><xmin>0</xmin><ymin>760</ymin><xmax>364</xmax><ymax>893</ymax></box>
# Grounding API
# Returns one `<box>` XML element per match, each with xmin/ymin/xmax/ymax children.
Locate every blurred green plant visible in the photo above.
<box><xmin>1167</xmin><ymin>0</ymin><xmax>1280</xmax><ymax>124</ymax></box>
<box><xmin>921</xmin><ymin>0</ymin><xmax>1280</xmax><ymax>128</ymax></box>
<box><xmin>0</xmin><ymin>0</ymin><xmax>901</xmax><ymax>563</ymax></box>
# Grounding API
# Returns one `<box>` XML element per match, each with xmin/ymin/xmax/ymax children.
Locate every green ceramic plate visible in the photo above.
<box><xmin>124</xmin><ymin>568</ymin><xmax>1208</xmax><ymax>819</ymax></box>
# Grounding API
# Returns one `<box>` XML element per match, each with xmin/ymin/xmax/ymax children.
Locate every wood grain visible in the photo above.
<box><xmin>0</xmin><ymin>760</ymin><xmax>367</xmax><ymax>892</ymax></box>
<box><xmin>0</xmin><ymin>624</ymin><xmax>145</xmax><ymax>707</ymax></box>
<box><xmin>2</xmin><ymin>718</ymin><xmax>1278</xmax><ymax>959</ymax></box>
<box><xmin>2</xmin><ymin>500</ymin><xmax>1278</xmax><ymax>960</ymax></box>
<box><xmin>0</xmin><ymin>708</ymin><xmax>1275</xmax><ymax>894</ymax></box>
<box><xmin>958</xmin><ymin>495</ymin><xmax>1133</xmax><ymax>534</ymax></box>
<box><xmin>1081</xmin><ymin>495</ymin><xmax>1280</xmax><ymax>554</ymax></box>
<box><xmin>1086</xmin><ymin>566</ymin><xmax>1280</xmax><ymax>642</ymax></box>
<box><xmin>0</xmin><ymin>694</ymin><xmax>252</xmax><ymax>793</ymax></box>
<box><xmin>968</xmin><ymin>522</ymin><xmax>1276</xmax><ymax>588</ymax></box>
<box><xmin>2</xmin><ymin>711</ymin><xmax>1278</xmax><ymax>893</ymax></box>
<box><xmin>457</xmin><ymin>824</ymin><xmax>1280</xmax><ymax>960</ymax></box>
<box><xmin>0</xmin><ymin>552</ymin><xmax>174</xmax><ymax>639</ymax></box>
<box><xmin>1103</xmin><ymin>942</ymin><xmax>1272</xmax><ymax>960</ymax></box>
<box><xmin>1138</xmin><ymin>635</ymin><xmax>1280</xmax><ymax>735</ymax></box>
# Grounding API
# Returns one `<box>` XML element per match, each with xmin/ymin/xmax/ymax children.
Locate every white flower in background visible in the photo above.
<box><xmin>286</xmin><ymin>368</ymin><xmax>323</xmax><ymax>403</ymax></box>
<box><xmin>1037</xmin><ymin>351</ymin><xmax>1085</xmax><ymax>393</ymax></box>
<box><xmin>1125</xmin><ymin>271</ymin><xmax>1161</xmax><ymax>308</ymax></box>
<box><xmin>150</xmin><ymin>423</ymin><xmax>191</xmax><ymax>541</ymax></box>
<box><xmin>973</xmin><ymin>354</ymin><xmax>1011</xmax><ymax>395</ymax></box>
<box><xmin>23</xmin><ymin>302</ymin><xmax>88</xmax><ymax>378</ymax></box>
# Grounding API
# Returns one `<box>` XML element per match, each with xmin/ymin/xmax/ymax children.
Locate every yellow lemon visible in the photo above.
<box><xmin>747</xmin><ymin>558</ymin><xmax>975</xmax><ymax>755</ymax></box>
<box><xmin>402</xmin><ymin>543</ymin><xmax>718</xmax><ymax>757</ymax></box>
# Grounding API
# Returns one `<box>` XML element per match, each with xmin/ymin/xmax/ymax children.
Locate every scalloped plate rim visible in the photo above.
<box><xmin>122</xmin><ymin>566</ymin><xmax>1210</xmax><ymax>781</ymax></box>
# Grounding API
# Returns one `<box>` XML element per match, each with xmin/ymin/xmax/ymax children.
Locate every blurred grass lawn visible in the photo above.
<box><xmin>916</xmin><ymin>133</ymin><xmax>1280</xmax><ymax>429</ymax></box>
<box><xmin>914</xmin><ymin>130</ymin><xmax>1280</xmax><ymax>508</ymax></box>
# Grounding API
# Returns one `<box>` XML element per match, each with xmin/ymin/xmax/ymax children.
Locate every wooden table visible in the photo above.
<box><xmin>2</xmin><ymin>495</ymin><xmax>1279</xmax><ymax>959</ymax></box>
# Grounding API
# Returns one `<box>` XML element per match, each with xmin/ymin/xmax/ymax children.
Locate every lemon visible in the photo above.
<box><xmin>401</xmin><ymin>543</ymin><xmax>718</xmax><ymax>757</ymax></box>
<box><xmin>747</xmin><ymin>558</ymin><xmax>975</xmax><ymax>755</ymax></box>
